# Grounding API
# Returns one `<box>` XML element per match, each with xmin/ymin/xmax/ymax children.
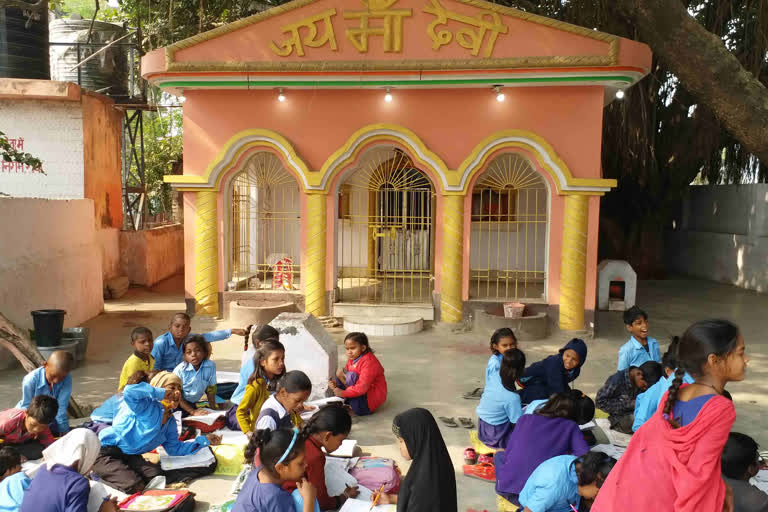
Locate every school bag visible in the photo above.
<box><xmin>348</xmin><ymin>457</ymin><xmax>401</xmax><ymax>494</ymax></box>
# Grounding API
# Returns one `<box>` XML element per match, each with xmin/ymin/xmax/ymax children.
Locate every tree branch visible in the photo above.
<box><xmin>611</xmin><ymin>0</ymin><xmax>768</xmax><ymax>164</ymax></box>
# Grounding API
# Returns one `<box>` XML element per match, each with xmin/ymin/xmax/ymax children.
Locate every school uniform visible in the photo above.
<box><xmin>93</xmin><ymin>382</ymin><xmax>212</xmax><ymax>493</ymax></box>
<box><xmin>0</xmin><ymin>408</ymin><xmax>55</xmax><ymax>459</ymax></box>
<box><xmin>485</xmin><ymin>353</ymin><xmax>502</xmax><ymax>382</ymax></box>
<box><xmin>723</xmin><ymin>477</ymin><xmax>768</xmax><ymax>512</ymax></box>
<box><xmin>231</xmin><ymin>378</ymin><xmax>270</xmax><ymax>432</ymax></box>
<box><xmin>617</xmin><ymin>336</ymin><xmax>661</xmax><ymax>371</ymax></box>
<box><xmin>151</xmin><ymin>329</ymin><xmax>232</xmax><ymax>372</ymax></box>
<box><xmin>254</xmin><ymin>395</ymin><xmax>301</xmax><ymax>432</ymax></box>
<box><xmin>0</xmin><ymin>472</ymin><xmax>30</xmax><ymax>512</ymax></box>
<box><xmin>632</xmin><ymin>370</ymin><xmax>694</xmax><ymax>431</ymax></box>
<box><xmin>230</xmin><ymin>357</ymin><xmax>256</xmax><ymax>405</ymax></box>
<box><xmin>518</xmin><ymin>455</ymin><xmax>581</xmax><ymax>512</ymax></box>
<box><xmin>495</xmin><ymin>414</ymin><xmax>588</xmax><ymax>500</ymax></box>
<box><xmin>522</xmin><ymin>399</ymin><xmax>548</xmax><ymax>415</ymax></box>
<box><xmin>595</xmin><ymin>369</ymin><xmax>642</xmax><ymax>434</ymax></box>
<box><xmin>337</xmin><ymin>352</ymin><xmax>387</xmax><ymax>416</ymax></box>
<box><xmin>20</xmin><ymin>464</ymin><xmax>90</xmax><ymax>512</ymax></box>
<box><xmin>16</xmin><ymin>367</ymin><xmax>71</xmax><ymax>434</ymax></box>
<box><xmin>118</xmin><ymin>352</ymin><xmax>155</xmax><ymax>390</ymax></box>
<box><xmin>91</xmin><ymin>394</ymin><xmax>122</xmax><ymax>424</ymax></box>
<box><xmin>518</xmin><ymin>339</ymin><xmax>587</xmax><ymax>404</ymax></box>
<box><xmin>283</xmin><ymin>437</ymin><xmax>337</xmax><ymax>510</ymax></box>
<box><xmin>476</xmin><ymin>362</ymin><xmax>522</xmax><ymax>449</ymax></box>
<box><xmin>173</xmin><ymin>359</ymin><xmax>217</xmax><ymax>404</ymax></box>
<box><xmin>232</xmin><ymin>466</ymin><xmax>295</xmax><ymax>512</ymax></box>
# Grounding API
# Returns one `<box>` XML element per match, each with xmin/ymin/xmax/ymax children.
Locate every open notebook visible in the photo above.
<box><xmin>339</xmin><ymin>498</ymin><xmax>396</xmax><ymax>512</ymax></box>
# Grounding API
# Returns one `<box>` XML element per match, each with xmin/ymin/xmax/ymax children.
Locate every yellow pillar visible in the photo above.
<box><xmin>194</xmin><ymin>190</ymin><xmax>220</xmax><ymax>317</ymax></box>
<box><xmin>440</xmin><ymin>194</ymin><xmax>465</xmax><ymax>323</ymax></box>
<box><xmin>304</xmin><ymin>192</ymin><xmax>328</xmax><ymax>317</ymax></box>
<box><xmin>559</xmin><ymin>194</ymin><xmax>589</xmax><ymax>330</ymax></box>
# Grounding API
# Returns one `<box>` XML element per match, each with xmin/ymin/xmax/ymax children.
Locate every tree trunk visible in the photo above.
<box><xmin>611</xmin><ymin>0</ymin><xmax>768</xmax><ymax>164</ymax></box>
<box><xmin>0</xmin><ymin>312</ymin><xmax>85</xmax><ymax>419</ymax></box>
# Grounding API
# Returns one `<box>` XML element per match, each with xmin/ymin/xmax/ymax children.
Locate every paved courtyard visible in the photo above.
<box><xmin>1</xmin><ymin>275</ymin><xmax>766</xmax><ymax>510</ymax></box>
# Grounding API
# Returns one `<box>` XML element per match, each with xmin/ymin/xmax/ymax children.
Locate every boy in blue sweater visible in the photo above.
<box><xmin>617</xmin><ymin>306</ymin><xmax>661</xmax><ymax>371</ymax></box>
<box><xmin>16</xmin><ymin>350</ymin><xmax>73</xmax><ymax>435</ymax></box>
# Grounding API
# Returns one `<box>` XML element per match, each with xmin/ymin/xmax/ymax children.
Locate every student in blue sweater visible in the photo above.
<box><xmin>617</xmin><ymin>306</ymin><xmax>661</xmax><ymax>371</ymax></box>
<box><xmin>476</xmin><ymin>348</ymin><xmax>525</xmax><ymax>449</ymax></box>
<box><xmin>518</xmin><ymin>339</ymin><xmax>588</xmax><ymax>405</ymax></box>
<box><xmin>152</xmin><ymin>312</ymin><xmax>248</xmax><ymax>372</ymax></box>
<box><xmin>91</xmin><ymin>371</ymin><xmax>222</xmax><ymax>493</ymax></box>
<box><xmin>16</xmin><ymin>350</ymin><xmax>73</xmax><ymax>435</ymax></box>
<box><xmin>517</xmin><ymin>451</ymin><xmax>616</xmax><ymax>512</ymax></box>
<box><xmin>0</xmin><ymin>446</ymin><xmax>28</xmax><ymax>512</ymax></box>
<box><xmin>173</xmin><ymin>336</ymin><xmax>219</xmax><ymax>415</ymax></box>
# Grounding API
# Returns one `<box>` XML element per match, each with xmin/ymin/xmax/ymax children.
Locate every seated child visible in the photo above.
<box><xmin>228</xmin><ymin>340</ymin><xmax>286</xmax><ymax>432</ymax></box>
<box><xmin>476</xmin><ymin>348</ymin><xmax>526</xmax><ymax>449</ymax></box>
<box><xmin>92</xmin><ymin>371</ymin><xmax>221</xmax><ymax>493</ymax></box>
<box><xmin>495</xmin><ymin>390</ymin><xmax>594</xmax><ymax>502</ymax></box>
<box><xmin>231</xmin><ymin>325</ymin><xmax>281</xmax><ymax>406</ymax></box>
<box><xmin>486</xmin><ymin>328</ymin><xmax>519</xmax><ymax>378</ymax></box>
<box><xmin>284</xmin><ymin>404</ymin><xmax>357</xmax><ymax>510</ymax></box>
<box><xmin>328</xmin><ymin>332</ymin><xmax>387</xmax><ymax>416</ymax></box>
<box><xmin>0</xmin><ymin>446</ymin><xmax>29</xmax><ymax>512</ymax></box>
<box><xmin>151</xmin><ymin>312</ymin><xmax>248</xmax><ymax>372</ymax></box>
<box><xmin>375</xmin><ymin>408</ymin><xmax>457</xmax><ymax>511</ymax></box>
<box><xmin>89</xmin><ymin>371</ymin><xmax>153</xmax><ymax>430</ymax></box>
<box><xmin>632</xmin><ymin>337</ymin><xmax>694</xmax><ymax>432</ymax></box>
<box><xmin>721</xmin><ymin>432</ymin><xmax>768</xmax><ymax>512</ymax></box>
<box><xmin>0</xmin><ymin>395</ymin><xmax>57</xmax><ymax>460</ymax></box>
<box><xmin>618</xmin><ymin>306</ymin><xmax>661</xmax><ymax>370</ymax></box>
<box><xmin>256</xmin><ymin>371</ymin><xmax>311</xmax><ymax>431</ymax></box>
<box><xmin>118</xmin><ymin>327</ymin><xmax>154</xmax><ymax>391</ymax></box>
<box><xmin>172</xmin><ymin>335</ymin><xmax>219</xmax><ymax>415</ymax></box>
<box><xmin>232</xmin><ymin>427</ymin><xmax>317</xmax><ymax>512</ymax></box>
<box><xmin>20</xmin><ymin>429</ymin><xmax>119</xmax><ymax>512</ymax></box>
<box><xmin>596</xmin><ymin>360</ymin><xmax>663</xmax><ymax>434</ymax></box>
<box><xmin>16</xmin><ymin>350</ymin><xmax>73</xmax><ymax>435</ymax></box>
<box><xmin>517</xmin><ymin>452</ymin><xmax>617</xmax><ymax>512</ymax></box>
<box><xmin>518</xmin><ymin>338</ymin><xmax>588</xmax><ymax>404</ymax></box>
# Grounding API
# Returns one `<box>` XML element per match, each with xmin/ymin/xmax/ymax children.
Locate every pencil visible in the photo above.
<box><xmin>370</xmin><ymin>484</ymin><xmax>386</xmax><ymax>511</ymax></box>
<box><xmin>570</xmin><ymin>505</ymin><xmax>578</xmax><ymax>512</ymax></box>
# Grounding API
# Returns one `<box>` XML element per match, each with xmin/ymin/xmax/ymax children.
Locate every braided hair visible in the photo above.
<box><xmin>247</xmin><ymin>340</ymin><xmax>286</xmax><ymax>390</ymax></box>
<box><xmin>662</xmin><ymin>319</ymin><xmax>740</xmax><ymax>428</ymax></box>
<box><xmin>244</xmin><ymin>427</ymin><xmax>307</xmax><ymax>474</ymax></box>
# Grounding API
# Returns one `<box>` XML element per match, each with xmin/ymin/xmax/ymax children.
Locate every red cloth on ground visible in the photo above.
<box><xmin>342</xmin><ymin>352</ymin><xmax>387</xmax><ymax>413</ymax></box>
<box><xmin>283</xmin><ymin>437</ymin><xmax>336</xmax><ymax>510</ymax></box>
<box><xmin>592</xmin><ymin>386</ymin><xmax>735</xmax><ymax>512</ymax></box>
<box><xmin>0</xmin><ymin>408</ymin><xmax>54</xmax><ymax>446</ymax></box>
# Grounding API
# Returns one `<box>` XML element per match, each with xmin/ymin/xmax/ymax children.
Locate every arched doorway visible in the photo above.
<box><xmin>228</xmin><ymin>152</ymin><xmax>301</xmax><ymax>291</ymax></box>
<box><xmin>469</xmin><ymin>153</ymin><xmax>548</xmax><ymax>300</ymax></box>
<box><xmin>336</xmin><ymin>146</ymin><xmax>435</xmax><ymax>303</ymax></box>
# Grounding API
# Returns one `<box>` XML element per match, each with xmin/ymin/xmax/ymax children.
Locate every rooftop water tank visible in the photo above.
<box><xmin>0</xmin><ymin>3</ymin><xmax>50</xmax><ymax>79</ymax></box>
<box><xmin>49</xmin><ymin>18</ymin><xmax>128</xmax><ymax>96</ymax></box>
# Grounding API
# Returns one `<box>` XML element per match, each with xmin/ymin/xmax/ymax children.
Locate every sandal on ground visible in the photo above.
<box><xmin>438</xmin><ymin>416</ymin><xmax>459</xmax><ymax>428</ymax></box>
<box><xmin>463</xmin><ymin>388</ymin><xmax>484</xmax><ymax>400</ymax></box>
<box><xmin>464</xmin><ymin>447</ymin><xmax>477</xmax><ymax>465</ymax></box>
<box><xmin>458</xmin><ymin>417</ymin><xmax>475</xmax><ymax>429</ymax></box>
<box><xmin>462</xmin><ymin>462</ymin><xmax>496</xmax><ymax>482</ymax></box>
<box><xmin>477</xmin><ymin>454</ymin><xmax>494</xmax><ymax>465</ymax></box>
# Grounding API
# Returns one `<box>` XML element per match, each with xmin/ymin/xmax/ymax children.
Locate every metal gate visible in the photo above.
<box><xmin>337</xmin><ymin>148</ymin><xmax>434</xmax><ymax>303</ymax></box>
<box><xmin>469</xmin><ymin>153</ymin><xmax>548</xmax><ymax>300</ymax></box>
<box><xmin>229</xmin><ymin>152</ymin><xmax>301</xmax><ymax>291</ymax></box>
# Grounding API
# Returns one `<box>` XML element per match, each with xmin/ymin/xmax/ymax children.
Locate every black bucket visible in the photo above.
<box><xmin>30</xmin><ymin>309</ymin><xmax>66</xmax><ymax>347</ymax></box>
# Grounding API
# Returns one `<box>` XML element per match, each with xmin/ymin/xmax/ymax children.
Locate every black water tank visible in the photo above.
<box><xmin>0</xmin><ymin>4</ymin><xmax>50</xmax><ymax>79</ymax></box>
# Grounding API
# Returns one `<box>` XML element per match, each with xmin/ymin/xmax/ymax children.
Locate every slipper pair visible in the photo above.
<box><xmin>462</xmin><ymin>462</ymin><xmax>496</xmax><ymax>482</ymax></box>
<box><xmin>463</xmin><ymin>387</ymin><xmax>483</xmax><ymax>400</ymax></box>
<box><xmin>439</xmin><ymin>416</ymin><xmax>474</xmax><ymax>429</ymax></box>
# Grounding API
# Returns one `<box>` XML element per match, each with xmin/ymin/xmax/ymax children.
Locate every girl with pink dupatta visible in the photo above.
<box><xmin>592</xmin><ymin>319</ymin><xmax>749</xmax><ymax>512</ymax></box>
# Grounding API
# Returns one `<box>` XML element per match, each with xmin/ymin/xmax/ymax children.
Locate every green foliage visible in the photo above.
<box><xmin>0</xmin><ymin>131</ymin><xmax>43</xmax><ymax>173</ymax></box>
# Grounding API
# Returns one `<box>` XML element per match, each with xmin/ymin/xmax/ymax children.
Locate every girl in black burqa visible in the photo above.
<box><xmin>375</xmin><ymin>408</ymin><xmax>457</xmax><ymax>512</ymax></box>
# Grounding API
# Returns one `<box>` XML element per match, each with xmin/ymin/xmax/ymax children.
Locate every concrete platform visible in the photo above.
<box><xmin>344</xmin><ymin>316</ymin><xmax>424</xmax><ymax>336</ymax></box>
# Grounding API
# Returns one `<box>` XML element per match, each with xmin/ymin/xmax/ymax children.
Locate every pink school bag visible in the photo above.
<box><xmin>348</xmin><ymin>457</ymin><xmax>401</xmax><ymax>494</ymax></box>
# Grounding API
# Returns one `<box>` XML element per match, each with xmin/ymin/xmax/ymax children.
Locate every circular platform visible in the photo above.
<box><xmin>343</xmin><ymin>316</ymin><xmax>424</xmax><ymax>336</ymax></box>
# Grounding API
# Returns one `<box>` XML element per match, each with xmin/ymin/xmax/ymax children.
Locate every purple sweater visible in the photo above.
<box><xmin>20</xmin><ymin>464</ymin><xmax>89</xmax><ymax>512</ymax></box>
<box><xmin>495</xmin><ymin>413</ymin><xmax>589</xmax><ymax>496</ymax></box>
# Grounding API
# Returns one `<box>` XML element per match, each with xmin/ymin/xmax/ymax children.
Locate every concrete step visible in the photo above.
<box><xmin>343</xmin><ymin>316</ymin><xmax>424</xmax><ymax>336</ymax></box>
<box><xmin>333</xmin><ymin>302</ymin><xmax>434</xmax><ymax>321</ymax></box>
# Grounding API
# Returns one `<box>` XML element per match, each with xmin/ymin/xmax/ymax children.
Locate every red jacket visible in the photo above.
<box><xmin>343</xmin><ymin>352</ymin><xmax>387</xmax><ymax>413</ymax></box>
<box><xmin>283</xmin><ymin>437</ymin><xmax>336</xmax><ymax>510</ymax></box>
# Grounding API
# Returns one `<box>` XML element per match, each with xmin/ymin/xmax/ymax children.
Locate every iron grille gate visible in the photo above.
<box><xmin>469</xmin><ymin>153</ymin><xmax>548</xmax><ymax>300</ymax></box>
<box><xmin>337</xmin><ymin>148</ymin><xmax>435</xmax><ymax>303</ymax></box>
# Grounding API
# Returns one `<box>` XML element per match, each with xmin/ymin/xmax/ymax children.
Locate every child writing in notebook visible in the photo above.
<box><xmin>228</xmin><ymin>340</ymin><xmax>286</xmax><ymax>432</ymax></box>
<box><xmin>0</xmin><ymin>395</ymin><xmax>58</xmax><ymax>460</ymax></box>
<box><xmin>231</xmin><ymin>325</ymin><xmax>281</xmax><ymax>406</ymax></box>
<box><xmin>118</xmin><ymin>327</ymin><xmax>155</xmax><ymax>391</ymax></box>
<box><xmin>518</xmin><ymin>338</ymin><xmax>588</xmax><ymax>404</ymax></box>
<box><xmin>518</xmin><ymin>451</ymin><xmax>617</xmax><ymax>512</ymax></box>
<box><xmin>173</xmin><ymin>335</ymin><xmax>219</xmax><ymax>415</ymax></box>
<box><xmin>376</xmin><ymin>408</ymin><xmax>457</xmax><ymax>512</ymax></box>
<box><xmin>233</xmin><ymin>427</ymin><xmax>317</xmax><ymax>512</ymax></box>
<box><xmin>328</xmin><ymin>332</ymin><xmax>387</xmax><ymax>416</ymax></box>
<box><xmin>17</xmin><ymin>350</ymin><xmax>73</xmax><ymax>435</ymax></box>
<box><xmin>593</xmin><ymin>319</ymin><xmax>748</xmax><ymax>512</ymax></box>
<box><xmin>256</xmin><ymin>371</ymin><xmax>311</xmax><ymax>432</ymax></box>
<box><xmin>476</xmin><ymin>348</ymin><xmax>526</xmax><ymax>449</ymax></box>
<box><xmin>495</xmin><ymin>390</ymin><xmax>594</xmax><ymax>504</ymax></box>
<box><xmin>595</xmin><ymin>360</ymin><xmax>663</xmax><ymax>434</ymax></box>
<box><xmin>283</xmin><ymin>404</ymin><xmax>359</xmax><ymax>510</ymax></box>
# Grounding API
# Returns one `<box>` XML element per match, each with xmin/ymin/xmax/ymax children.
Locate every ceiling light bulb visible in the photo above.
<box><xmin>384</xmin><ymin>89</ymin><xmax>393</xmax><ymax>102</ymax></box>
<box><xmin>615</xmin><ymin>89</ymin><xmax>625</xmax><ymax>99</ymax></box>
<box><xmin>277</xmin><ymin>89</ymin><xmax>286</xmax><ymax>102</ymax></box>
<box><xmin>496</xmin><ymin>92</ymin><xmax>505</xmax><ymax>102</ymax></box>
